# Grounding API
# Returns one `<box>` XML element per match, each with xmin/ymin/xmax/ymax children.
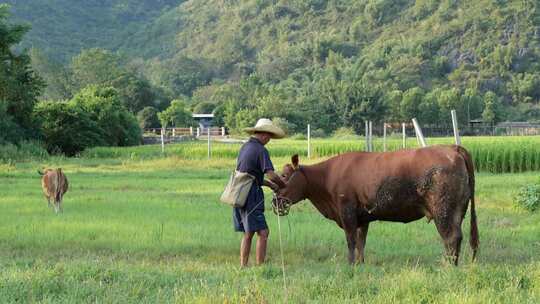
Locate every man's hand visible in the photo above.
<box><xmin>265</xmin><ymin>170</ymin><xmax>286</xmax><ymax>189</ymax></box>
<box><xmin>263</xmin><ymin>180</ymin><xmax>280</xmax><ymax>192</ymax></box>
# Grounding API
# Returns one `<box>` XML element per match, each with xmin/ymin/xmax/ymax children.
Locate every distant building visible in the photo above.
<box><xmin>192</xmin><ymin>113</ymin><xmax>214</xmax><ymax>129</ymax></box>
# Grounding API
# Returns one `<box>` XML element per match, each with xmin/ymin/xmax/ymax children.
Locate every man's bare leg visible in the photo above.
<box><xmin>240</xmin><ymin>232</ymin><xmax>255</xmax><ymax>267</ymax></box>
<box><xmin>256</xmin><ymin>229</ymin><xmax>269</xmax><ymax>265</ymax></box>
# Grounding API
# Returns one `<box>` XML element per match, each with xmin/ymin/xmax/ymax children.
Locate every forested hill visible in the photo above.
<box><xmin>7</xmin><ymin>0</ymin><xmax>540</xmax><ymax>136</ymax></box>
<box><xmin>5</xmin><ymin>0</ymin><xmax>183</xmax><ymax>62</ymax></box>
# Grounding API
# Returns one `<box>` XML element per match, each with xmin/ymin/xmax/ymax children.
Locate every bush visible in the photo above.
<box><xmin>33</xmin><ymin>101</ymin><xmax>106</xmax><ymax>156</ymax></box>
<box><xmin>0</xmin><ymin>140</ymin><xmax>49</xmax><ymax>163</ymax></box>
<box><xmin>515</xmin><ymin>182</ymin><xmax>540</xmax><ymax>212</ymax></box>
<box><xmin>331</xmin><ymin>127</ymin><xmax>358</xmax><ymax>139</ymax></box>
<box><xmin>311</xmin><ymin>128</ymin><xmax>327</xmax><ymax>138</ymax></box>
<box><xmin>137</xmin><ymin>106</ymin><xmax>160</xmax><ymax>129</ymax></box>
<box><xmin>72</xmin><ymin>86</ymin><xmax>142</xmax><ymax>147</ymax></box>
<box><xmin>272</xmin><ymin>117</ymin><xmax>296</xmax><ymax>136</ymax></box>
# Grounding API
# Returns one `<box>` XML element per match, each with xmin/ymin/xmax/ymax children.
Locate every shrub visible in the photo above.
<box><xmin>515</xmin><ymin>183</ymin><xmax>540</xmax><ymax>212</ymax></box>
<box><xmin>137</xmin><ymin>106</ymin><xmax>160</xmax><ymax>129</ymax></box>
<box><xmin>332</xmin><ymin>127</ymin><xmax>358</xmax><ymax>139</ymax></box>
<box><xmin>33</xmin><ymin>101</ymin><xmax>106</xmax><ymax>156</ymax></box>
<box><xmin>272</xmin><ymin>117</ymin><xmax>296</xmax><ymax>136</ymax></box>
<box><xmin>311</xmin><ymin>128</ymin><xmax>327</xmax><ymax>138</ymax></box>
<box><xmin>0</xmin><ymin>140</ymin><xmax>49</xmax><ymax>163</ymax></box>
<box><xmin>72</xmin><ymin>86</ymin><xmax>142</xmax><ymax>147</ymax></box>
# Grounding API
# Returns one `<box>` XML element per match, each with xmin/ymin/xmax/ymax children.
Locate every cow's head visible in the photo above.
<box><xmin>272</xmin><ymin>154</ymin><xmax>307</xmax><ymax>216</ymax></box>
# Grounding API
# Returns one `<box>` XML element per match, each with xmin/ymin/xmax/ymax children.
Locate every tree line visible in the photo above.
<box><xmin>2</xmin><ymin>1</ymin><xmax>540</xmax><ymax>155</ymax></box>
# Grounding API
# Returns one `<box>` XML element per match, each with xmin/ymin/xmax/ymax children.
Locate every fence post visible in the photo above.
<box><xmin>369</xmin><ymin>121</ymin><xmax>373</xmax><ymax>152</ymax></box>
<box><xmin>402</xmin><ymin>123</ymin><xmax>406</xmax><ymax>149</ymax></box>
<box><xmin>196</xmin><ymin>127</ymin><xmax>200</xmax><ymax>137</ymax></box>
<box><xmin>208</xmin><ymin>127</ymin><xmax>211</xmax><ymax>159</ymax></box>
<box><xmin>221</xmin><ymin>127</ymin><xmax>225</xmax><ymax>137</ymax></box>
<box><xmin>172</xmin><ymin>128</ymin><xmax>176</xmax><ymax>137</ymax></box>
<box><xmin>365</xmin><ymin>121</ymin><xmax>369</xmax><ymax>151</ymax></box>
<box><xmin>412</xmin><ymin>118</ymin><xmax>427</xmax><ymax>147</ymax></box>
<box><xmin>160</xmin><ymin>127</ymin><xmax>165</xmax><ymax>153</ymax></box>
<box><xmin>190</xmin><ymin>126</ymin><xmax>193</xmax><ymax>136</ymax></box>
<box><xmin>451</xmin><ymin>109</ymin><xmax>461</xmax><ymax>145</ymax></box>
<box><xmin>383</xmin><ymin>123</ymin><xmax>387</xmax><ymax>152</ymax></box>
<box><xmin>307</xmin><ymin>124</ymin><xmax>311</xmax><ymax>159</ymax></box>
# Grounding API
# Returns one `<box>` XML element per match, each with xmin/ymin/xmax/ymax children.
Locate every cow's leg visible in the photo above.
<box><xmin>47</xmin><ymin>197</ymin><xmax>52</xmax><ymax>208</ymax></box>
<box><xmin>54</xmin><ymin>200</ymin><xmax>60</xmax><ymax>214</ymax></box>
<box><xmin>433</xmin><ymin>198</ymin><xmax>466</xmax><ymax>266</ymax></box>
<box><xmin>356</xmin><ymin>222</ymin><xmax>370</xmax><ymax>264</ymax></box>
<box><xmin>341</xmin><ymin>204</ymin><xmax>358</xmax><ymax>264</ymax></box>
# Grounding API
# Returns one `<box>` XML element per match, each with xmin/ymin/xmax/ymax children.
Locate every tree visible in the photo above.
<box><xmin>400</xmin><ymin>87</ymin><xmax>424</xmax><ymax>120</ymax></box>
<box><xmin>70</xmin><ymin>48</ymin><xmax>123</xmax><ymax>91</ymax></box>
<box><xmin>482</xmin><ymin>91</ymin><xmax>503</xmax><ymax>124</ymax></box>
<box><xmin>71</xmin><ymin>86</ymin><xmax>141</xmax><ymax>146</ymax></box>
<box><xmin>137</xmin><ymin>106</ymin><xmax>160</xmax><ymax>129</ymax></box>
<box><xmin>158</xmin><ymin>99</ymin><xmax>194</xmax><ymax>128</ymax></box>
<box><xmin>70</xmin><ymin>48</ymin><xmax>160</xmax><ymax>113</ymax></box>
<box><xmin>33</xmin><ymin>101</ymin><xmax>105</xmax><ymax>155</ymax></box>
<box><xmin>0</xmin><ymin>5</ymin><xmax>44</xmax><ymax>140</ymax></box>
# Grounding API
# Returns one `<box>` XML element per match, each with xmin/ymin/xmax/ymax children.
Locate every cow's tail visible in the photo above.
<box><xmin>37</xmin><ymin>170</ymin><xmax>44</xmax><ymax>176</ymax></box>
<box><xmin>456</xmin><ymin>145</ymin><xmax>479</xmax><ymax>261</ymax></box>
<box><xmin>55</xmin><ymin>168</ymin><xmax>63</xmax><ymax>202</ymax></box>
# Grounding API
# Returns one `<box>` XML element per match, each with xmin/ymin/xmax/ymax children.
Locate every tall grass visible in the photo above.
<box><xmin>82</xmin><ymin>136</ymin><xmax>540</xmax><ymax>173</ymax></box>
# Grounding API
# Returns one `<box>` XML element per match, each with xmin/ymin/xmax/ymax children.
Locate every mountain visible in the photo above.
<box><xmin>7</xmin><ymin>0</ymin><xmax>540</xmax><ymax>129</ymax></box>
<box><xmin>5</xmin><ymin>0</ymin><xmax>183</xmax><ymax>62</ymax></box>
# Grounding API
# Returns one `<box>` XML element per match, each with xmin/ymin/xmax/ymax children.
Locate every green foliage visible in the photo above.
<box><xmin>515</xmin><ymin>183</ymin><xmax>540</xmax><ymax>212</ymax></box>
<box><xmin>32</xmin><ymin>86</ymin><xmax>142</xmax><ymax>155</ymax></box>
<box><xmin>70</xmin><ymin>49</ymin><xmax>160</xmax><ymax>113</ymax></box>
<box><xmin>482</xmin><ymin>91</ymin><xmax>503</xmax><ymax>124</ymax></box>
<box><xmin>193</xmin><ymin>101</ymin><xmax>215</xmax><ymax>114</ymax></box>
<box><xmin>137</xmin><ymin>106</ymin><xmax>160</xmax><ymax>129</ymax></box>
<box><xmin>158</xmin><ymin>99</ymin><xmax>194</xmax><ymax>128</ymax></box>
<box><xmin>0</xmin><ymin>140</ymin><xmax>48</xmax><ymax>162</ymax></box>
<box><xmin>33</xmin><ymin>101</ymin><xmax>105</xmax><ymax>155</ymax></box>
<box><xmin>71</xmin><ymin>86</ymin><xmax>142</xmax><ymax>147</ymax></box>
<box><xmin>6</xmin><ymin>0</ymin><xmax>540</xmax><ymax>137</ymax></box>
<box><xmin>0</xmin><ymin>5</ymin><xmax>44</xmax><ymax>140</ymax></box>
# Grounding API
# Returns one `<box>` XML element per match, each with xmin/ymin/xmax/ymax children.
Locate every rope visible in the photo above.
<box><xmin>276</xmin><ymin>212</ymin><xmax>288</xmax><ymax>303</ymax></box>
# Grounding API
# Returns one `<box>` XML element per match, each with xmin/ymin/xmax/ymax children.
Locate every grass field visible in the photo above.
<box><xmin>1</xmin><ymin>153</ymin><xmax>539</xmax><ymax>303</ymax></box>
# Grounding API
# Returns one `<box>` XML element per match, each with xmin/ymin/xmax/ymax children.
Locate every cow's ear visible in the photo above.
<box><xmin>291</xmin><ymin>154</ymin><xmax>299</xmax><ymax>169</ymax></box>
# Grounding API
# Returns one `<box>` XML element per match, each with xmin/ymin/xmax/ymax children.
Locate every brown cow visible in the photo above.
<box><xmin>38</xmin><ymin>168</ymin><xmax>69</xmax><ymax>214</ymax></box>
<box><xmin>273</xmin><ymin>145</ymin><xmax>478</xmax><ymax>265</ymax></box>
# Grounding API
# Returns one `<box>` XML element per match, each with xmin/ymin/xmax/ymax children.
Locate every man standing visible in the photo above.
<box><xmin>234</xmin><ymin>118</ymin><xmax>286</xmax><ymax>267</ymax></box>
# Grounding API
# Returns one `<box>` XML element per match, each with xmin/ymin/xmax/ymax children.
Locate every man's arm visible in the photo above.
<box><xmin>264</xmin><ymin>170</ymin><xmax>286</xmax><ymax>190</ymax></box>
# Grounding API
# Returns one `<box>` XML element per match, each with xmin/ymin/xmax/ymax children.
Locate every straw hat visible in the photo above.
<box><xmin>244</xmin><ymin>118</ymin><xmax>286</xmax><ymax>139</ymax></box>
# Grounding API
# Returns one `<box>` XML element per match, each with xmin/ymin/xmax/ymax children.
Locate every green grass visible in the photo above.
<box><xmin>81</xmin><ymin>136</ymin><xmax>540</xmax><ymax>173</ymax></box>
<box><xmin>0</xmin><ymin>156</ymin><xmax>539</xmax><ymax>303</ymax></box>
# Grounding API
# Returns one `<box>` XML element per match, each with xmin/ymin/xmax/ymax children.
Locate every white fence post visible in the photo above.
<box><xmin>402</xmin><ymin>123</ymin><xmax>406</xmax><ymax>149</ymax></box>
<box><xmin>221</xmin><ymin>127</ymin><xmax>225</xmax><ymax>137</ymax></box>
<box><xmin>451</xmin><ymin>109</ymin><xmax>461</xmax><ymax>146</ymax></box>
<box><xmin>365</xmin><ymin>121</ymin><xmax>369</xmax><ymax>151</ymax></box>
<box><xmin>172</xmin><ymin>128</ymin><xmax>176</xmax><ymax>137</ymax></box>
<box><xmin>369</xmin><ymin>121</ymin><xmax>373</xmax><ymax>152</ymax></box>
<box><xmin>190</xmin><ymin>126</ymin><xmax>193</xmax><ymax>136</ymax></box>
<box><xmin>412</xmin><ymin>118</ymin><xmax>427</xmax><ymax>147</ymax></box>
<box><xmin>160</xmin><ymin>127</ymin><xmax>165</xmax><ymax>153</ymax></box>
<box><xmin>307</xmin><ymin>124</ymin><xmax>311</xmax><ymax>159</ymax></box>
<box><xmin>207</xmin><ymin>127</ymin><xmax>211</xmax><ymax>159</ymax></box>
<box><xmin>383</xmin><ymin>123</ymin><xmax>387</xmax><ymax>152</ymax></box>
<box><xmin>196</xmin><ymin>127</ymin><xmax>200</xmax><ymax>137</ymax></box>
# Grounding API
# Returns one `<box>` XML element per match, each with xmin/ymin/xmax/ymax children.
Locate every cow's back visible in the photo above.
<box><xmin>323</xmin><ymin>145</ymin><xmax>469</xmax><ymax>215</ymax></box>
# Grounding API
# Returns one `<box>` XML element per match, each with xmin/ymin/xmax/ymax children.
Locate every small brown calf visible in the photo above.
<box><xmin>38</xmin><ymin>168</ymin><xmax>69</xmax><ymax>213</ymax></box>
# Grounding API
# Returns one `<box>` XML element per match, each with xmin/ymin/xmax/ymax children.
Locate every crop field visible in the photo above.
<box><xmin>82</xmin><ymin>136</ymin><xmax>540</xmax><ymax>173</ymax></box>
<box><xmin>1</xmin><ymin>138</ymin><xmax>540</xmax><ymax>303</ymax></box>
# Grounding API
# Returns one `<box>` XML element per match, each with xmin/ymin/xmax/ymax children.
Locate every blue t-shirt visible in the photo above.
<box><xmin>236</xmin><ymin>137</ymin><xmax>274</xmax><ymax>186</ymax></box>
